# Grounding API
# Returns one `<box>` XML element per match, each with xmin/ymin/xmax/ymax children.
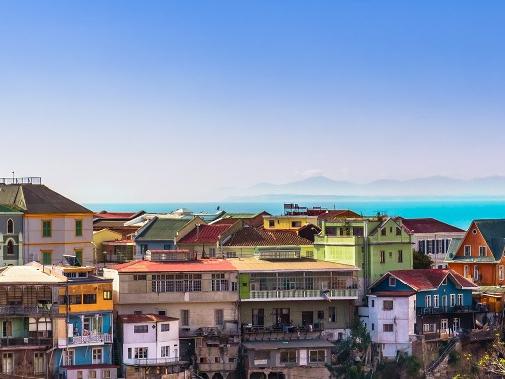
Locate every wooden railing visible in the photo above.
<box><xmin>0</xmin><ymin>304</ymin><xmax>57</xmax><ymax>315</ymax></box>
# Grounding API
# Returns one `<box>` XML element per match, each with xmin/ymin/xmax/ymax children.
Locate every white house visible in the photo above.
<box><xmin>119</xmin><ymin>314</ymin><xmax>180</xmax><ymax>366</ymax></box>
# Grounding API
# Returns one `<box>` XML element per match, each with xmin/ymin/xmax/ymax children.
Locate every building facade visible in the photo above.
<box><xmin>0</xmin><ymin>205</ymin><xmax>24</xmax><ymax>266</ymax></box>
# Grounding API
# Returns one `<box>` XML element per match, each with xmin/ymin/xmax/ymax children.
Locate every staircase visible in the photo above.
<box><xmin>425</xmin><ymin>337</ymin><xmax>458</xmax><ymax>377</ymax></box>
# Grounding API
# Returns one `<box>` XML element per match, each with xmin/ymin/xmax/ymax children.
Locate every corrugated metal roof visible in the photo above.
<box><xmin>228</xmin><ymin>257</ymin><xmax>358</xmax><ymax>272</ymax></box>
<box><xmin>112</xmin><ymin>259</ymin><xmax>237</xmax><ymax>273</ymax></box>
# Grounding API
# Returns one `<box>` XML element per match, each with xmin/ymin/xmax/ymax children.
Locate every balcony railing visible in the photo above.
<box><xmin>0</xmin><ymin>304</ymin><xmax>58</xmax><ymax>316</ymax></box>
<box><xmin>0</xmin><ymin>337</ymin><xmax>52</xmax><ymax>347</ymax></box>
<box><xmin>249</xmin><ymin>288</ymin><xmax>358</xmax><ymax>300</ymax></box>
<box><xmin>134</xmin><ymin>357</ymin><xmax>184</xmax><ymax>366</ymax></box>
<box><xmin>197</xmin><ymin>362</ymin><xmax>236</xmax><ymax>371</ymax></box>
<box><xmin>68</xmin><ymin>333</ymin><xmax>112</xmax><ymax>346</ymax></box>
<box><xmin>416</xmin><ymin>306</ymin><xmax>473</xmax><ymax>316</ymax></box>
<box><xmin>242</xmin><ymin>326</ymin><xmax>322</xmax><ymax>341</ymax></box>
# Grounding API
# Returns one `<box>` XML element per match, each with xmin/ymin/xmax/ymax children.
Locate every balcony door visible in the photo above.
<box><xmin>301</xmin><ymin>311</ymin><xmax>314</xmax><ymax>327</ymax></box>
<box><xmin>83</xmin><ymin>316</ymin><xmax>103</xmax><ymax>335</ymax></box>
<box><xmin>440</xmin><ymin>319</ymin><xmax>449</xmax><ymax>333</ymax></box>
<box><xmin>273</xmin><ymin>308</ymin><xmax>290</xmax><ymax>326</ymax></box>
<box><xmin>252</xmin><ymin>309</ymin><xmax>265</xmax><ymax>326</ymax></box>
<box><xmin>2</xmin><ymin>353</ymin><xmax>13</xmax><ymax>374</ymax></box>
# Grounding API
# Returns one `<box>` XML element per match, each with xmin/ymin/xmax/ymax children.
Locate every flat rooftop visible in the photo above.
<box><xmin>228</xmin><ymin>257</ymin><xmax>358</xmax><ymax>272</ymax></box>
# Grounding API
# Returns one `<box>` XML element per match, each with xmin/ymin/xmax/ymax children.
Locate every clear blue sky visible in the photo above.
<box><xmin>1</xmin><ymin>1</ymin><xmax>504</xmax><ymax>201</ymax></box>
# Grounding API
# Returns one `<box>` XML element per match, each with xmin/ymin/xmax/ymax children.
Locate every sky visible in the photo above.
<box><xmin>1</xmin><ymin>1</ymin><xmax>504</xmax><ymax>202</ymax></box>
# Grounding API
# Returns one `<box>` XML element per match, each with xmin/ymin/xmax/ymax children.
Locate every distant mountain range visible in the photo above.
<box><xmin>227</xmin><ymin>176</ymin><xmax>505</xmax><ymax>200</ymax></box>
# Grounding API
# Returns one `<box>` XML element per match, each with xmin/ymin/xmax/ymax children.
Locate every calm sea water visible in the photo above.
<box><xmin>85</xmin><ymin>198</ymin><xmax>505</xmax><ymax>230</ymax></box>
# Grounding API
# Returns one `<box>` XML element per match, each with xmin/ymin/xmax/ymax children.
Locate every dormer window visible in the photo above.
<box><xmin>6</xmin><ymin>219</ymin><xmax>13</xmax><ymax>234</ymax></box>
<box><xmin>388</xmin><ymin>277</ymin><xmax>396</xmax><ymax>287</ymax></box>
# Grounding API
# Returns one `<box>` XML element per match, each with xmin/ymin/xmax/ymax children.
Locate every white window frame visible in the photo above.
<box><xmin>463</xmin><ymin>265</ymin><xmax>469</xmax><ymax>278</ymax></box>
<box><xmin>464</xmin><ymin>245</ymin><xmax>471</xmax><ymax>256</ymax></box>
<box><xmin>425</xmin><ymin>295</ymin><xmax>432</xmax><ymax>307</ymax></box>
<box><xmin>479</xmin><ymin>246</ymin><xmax>486</xmax><ymax>257</ymax></box>
<box><xmin>474</xmin><ymin>266</ymin><xmax>479</xmax><ymax>281</ymax></box>
<box><xmin>388</xmin><ymin>277</ymin><xmax>396</xmax><ymax>287</ymax></box>
<box><xmin>92</xmin><ymin>347</ymin><xmax>103</xmax><ymax>364</ymax></box>
<box><xmin>433</xmin><ymin>294</ymin><xmax>439</xmax><ymax>308</ymax></box>
<box><xmin>161</xmin><ymin>345</ymin><xmax>170</xmax><ymax>358</ymax></box>
<box><xmin>134</xmin><ymin>347</ymin><xmax>148</xmax><ymax>359</ymax></box>
<box><xmin>500</xmin><ymin>266</ymin><xmax>504</xmax><ymax>281</ymax></box>
<box><xmin>457</xmin><ymin>293</ymin><xmax>463</xmax><ymax>306</ymax></box>
<box><xmin>450</xmin><ymin>294</ymin><xmax>456</xmax><ymax>307</ymax></box>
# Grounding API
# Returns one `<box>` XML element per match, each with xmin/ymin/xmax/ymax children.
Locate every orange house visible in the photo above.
<box><xmin>447</xmin><ymin>219</ymin><xmax>505</xmax><ymax>286</ymax></box>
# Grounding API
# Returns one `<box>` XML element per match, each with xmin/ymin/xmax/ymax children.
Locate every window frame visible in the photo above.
<box><xmin>42</xmin><ymin>220</ymin><xmax>52</xmax><ymax>238</ymax></box>
<box><xmin>75</xmin><ymin>219</ymin><xmax>83</xmax><ymax>237</ymax></box>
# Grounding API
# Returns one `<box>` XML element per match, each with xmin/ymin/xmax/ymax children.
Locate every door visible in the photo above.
<box><xmin>42</xmin><ymin>251</ymin><xmax>52</xmax><ymax>265</ymax></box>
<box><xmin>252</xmin><ymin>309</ymin><xmax>265</xmax><ymax>326</ymax></box>
<box><xmin>441</xmin><ymin>319</ymin><xmax>449</xmax><ymax>333</ymax></box>
<box><xmin>301</xmin><ymin>311</ymin><xmax>314</xmax><ymax>326</ymax></box>
<box><xmin>442</xmin><ymin>295</ymin><xmax>448</xmax><ymax>308</ymax></box>
<box><xmin>453</xmin><ymin>318</ymin><xmax>460</xmax><ymax>331</ymax></box>
<box><xmin>2</xmin><ymin>353</ymin><xmax>13</xmax><ymax>374</ymax></box>
<box><xmin>273</xmin><ymin>308</ymin><xmax>290</xmax><ymax>326</ymax></box>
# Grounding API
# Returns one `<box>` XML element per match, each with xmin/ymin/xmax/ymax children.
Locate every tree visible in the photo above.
<box><xmin>413</xmin><ymin>250</ymin><xmax>433</xmax><ymax>269</ymax></box>
<box><xmin>476</xmin><ymin>332</ymin><xmax>505</xmax><ymax>376</ymax></box>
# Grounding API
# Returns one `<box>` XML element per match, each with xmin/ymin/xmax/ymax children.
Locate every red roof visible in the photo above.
<box><xmin>94</xmin><ymin>211</ymin><xmax>144</xmax><ymax>220</ymax></box>
<box><xmin>212</xmin><ymin>218</ymin><xmax>238</xmax><ymax>225</ymax></box>
<box><xmin>179</xmin><ymin>224</ymin><xmax>234</xmax><ymax>244</ymax></box>
<box><xmin>112</xmin><ymin>259</ymin><xmax>236</xmax><ymax>273</ymax></box>
<box><xmin>119</xmin><ymin>314</ymin><xmax>178</xmax><ymax>323</ymax></box>
<box><xmin>399</xmin><ymin>218</ymin><xmax>464</xmax><ymax>234</ymax></box>
<box><xmin>389</xmin><ymin>269</ymin><xmax>477</xmax><ymax>290</ymax></box>
<box><xmin>317</xmin><ymin>209</ymin><xmax>362</xmax><ymax>221</ymax></box>
<box><xmin>371</xmin><ymin>291</ymin><xmax>417</xmax><ymax>297</ymax></box>
<box><xmin>224</xmin><ymin>226</ymin><xmax>312</xmax><ymax>247</ymax></box>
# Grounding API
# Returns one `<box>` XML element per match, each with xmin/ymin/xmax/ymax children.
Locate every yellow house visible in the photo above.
<box><xmin>93</xmin><ymin>228</ymin><xmax>123</xmax><ymax>262</ymax></box>
<box><xmin>263</xmin><ymin>215</ymin><xmax>319</xmax><ymax>230</ymax></box>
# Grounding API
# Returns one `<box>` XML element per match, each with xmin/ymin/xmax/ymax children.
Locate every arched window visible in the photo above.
<box><xmin>6</xmin><ymin>240</ymin><xmax>14</xmax><ymax>255</ymax></box>
<box><xmin>6</xmin><ymin>219</ymin><xmax>13</xmax><ymax>234</ymax></box>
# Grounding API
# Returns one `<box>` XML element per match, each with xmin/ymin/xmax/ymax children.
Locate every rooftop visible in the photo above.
<box><xmin>225</xmin><ymin>226</ymin><xmax>312</xmax><ymax>247</ymax></box>
<box><xmin>242</xmin><ymin>339</ymin><xmax>335</xmax><ymax>350</ymax></box>
<box><xmin>399</xmin><ymin>217</ymin><xmax>464</xmax><ymax>234</ymax></box>
<box><xmin>383</xmin><ymin>269</ymin><xmax>477</xmax><ymax>291</ymax></box>
<box><xmin>94</xmin><ymin>211</ymin><xmax>145</xmax><ymax>221</ymax></box>
<box><xmin>119</xmin><ymin>314</ymin><xmax>179</xmax><ymax>323</ymax></box>
<box><xmin>112</xmin><ymin>259</ymin><xmax>237</xmax><ymax>273</ymax></box>
<box><xmin>0</xmin><ymin>265</ymin><xmax>63</xmax><ymax>284</ymax></box>
<box><xmin>474</xmin><ymin>219</ymin><xmax>505</xmax><ymax>261</ymax></box>
<box><xmin>178</xmin><ymin>223</ymin><xmax>235</xmax><ymax>244</ymax></box>
<box><xmin>228</xmin><ymin>257</ymin><xmax>358</xmax><ymax>272</ymax></box>
<box><xmin>135</xmin><ymin>217</ymin><xmax>193</xmax><ymax>241</ymax></box>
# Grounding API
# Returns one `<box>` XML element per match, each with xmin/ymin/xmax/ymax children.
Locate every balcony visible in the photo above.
<box><xmin>0</xmin><ymin>337</ymin><xmax>52</xmax><ymax>348</ymax></box>
<box><xmin>197</xmin><ymin>362</ymin><xmax>236</xmax><ymax>372</ymax></box>
<box><xmin>248</xmin><ymin>288</ymin><xmax>358</xmax><ymax>301</ymax></box>
<box><xmin>416</xmin><ymin>305</ymin><xmax>473</xmax><ymax>316</ymax></box>
<box><xmin>0</xmin><ymin>304</ymin><xmax>58</xmax><ymax>316</ymax></box>
<box><xmin>134</xmin><ymin>357</ymin><xmax>186</xmax><ymax>366</ymax></box>
<box><xmin>242</xmin><ymin>326</ymin><xmax>323</xmax><ymax>342</ymax></box>
<box><xmin>68</xmin><ymin>333</ymin><xmax>112</xmax><ymax>346</ymax></box>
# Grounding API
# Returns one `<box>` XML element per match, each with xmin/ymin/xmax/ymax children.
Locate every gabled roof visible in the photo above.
<box><xmin>94</xmin><ymin>211</ymin><xmax>145</xmax><ymax>221</ymax></box>
<box><xmin>374</xmin><ymin>269</ymin><xmax>477</xmax><ymax>292</ymax></box>
<box><xmin>317</xmin><ymin>209</ymin><xmax>362</xmax><ymax>221</ymax></box>
<box><xmin>368</xmin><ymin>217</ymin><xmax>405</xmax><ymax>236</ymax></box>
<box><xmin>111</xmin><ymin>259</ymin><xmax>237</xmax><ymax>273</ymax></box>
<box><xmin>119</xmin><ymin>314</ymin><xmax>178</xmax><ymax>323</ymax></box>
<box><xmin>474</xmin><ymin>219</ymin><xmax>505</xmax><ymax>261</ymax></box>
<box><xmin>0</xmin><ymin>184</ymin><xmax>91</xmax><ymax>214</ymax></box>
<box><xmin>224</xmin><ymin>226</ymin><xmax>312</xmax><ymax>247</ymax></box>
<box><xmin>178</xmin><ymin>224</ymin><xmax>234</xmax><ymax>244</ymax></box>
<box><xmin>0</xmin><ymin>204</ymin><xmax>22</xmax><ymax>213</ymax></box>
<box><xmin>135</xmin><ymin>217</ymin><xmax>192</xmax><ymax>241</ymax></box>
<box><xmin>399</xmin><ymin>218</ymin><xmax>464</xmax><ymax>234</ymax></box>
<box><xmin>446</xmin><ymin>238</ymin><xmax>463</xmax><ymax>260</ymax></box>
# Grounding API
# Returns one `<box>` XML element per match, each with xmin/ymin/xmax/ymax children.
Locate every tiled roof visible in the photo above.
<box><xmin>135</xmin><ymin>217</ymin><xmax>191</xmax><ymax>241</ymax></box>
<box><xmin>94</xmin><ymin>211</ymin><xmax>144</xmax><ymax>220</ymax></box>
<box><xmin>399</xmin><ymin>218</ymin><xmax>464</xmax><ymax>234</ymax></box>
<box><xmin>228</xmin><ymin>257</ymin><xmax>358</xmax><ymax>272</ymax></box>
<box><xmin>0</xmin><ymin>184</ymin><xmax>91</xmax><ymax>214</ymax></box>
<box><xmin>475</xmin><ymin>219</ymin><xmax>505</xmax><ymax>261</ymax></box>
<box><xmin>119</xmin><ymin>314</ymin><xmax>178</xmax><ymax>323</ymax></box>
<box><xmin>224</xmin><ymin>227</ymin><xmax>312</xmax><ymax>247</ymax></box>
<box><xmin>317</xmin><ymin>209</ymin><xmax>362</xmax><ymax>221</ymax></box>
<box><xmin>0</xmin><ymin>204</ymin><xmax>22</xmax><ymax>213</ymax></box>
<box><xmin>112</xmin><ymin>259</ymin><xmax>237</xmax><ymax>273</ymax></box>
<box><xmin>178</xmin><ymin>224</ymin><xmax>233</xmax><ymax>244</ymax></box>
<box><xmin>387</xmin><ymin>269</ymin><xmax>477</xmax><ymax>290</ymax></box>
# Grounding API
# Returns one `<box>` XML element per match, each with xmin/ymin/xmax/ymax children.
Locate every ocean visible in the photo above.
<box><xmin>85</xmin><ymin>197</ymin><xmax>505</xmax><ymax>229</ymax></box>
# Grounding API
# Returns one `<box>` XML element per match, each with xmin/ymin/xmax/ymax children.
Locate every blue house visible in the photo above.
<box><xmin>134</xmin><ymin>216</ymin><xmax>203</xmax><ymax>259</ymax></box>
<box><xmin>0</xmin><ymin>204</ymin><xmax>24</xmax><ymax>266</ymax></box>
<box><xmin>369</xmin><ymin>269</ymin><xmax>477</xmax><ymax>340</ymax></box>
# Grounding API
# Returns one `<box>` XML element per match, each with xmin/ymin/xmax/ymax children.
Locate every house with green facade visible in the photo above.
<box><xmin>314</xmin><ymin>216</ymin><xmax>413</xmax><ymax>297</ymax></box>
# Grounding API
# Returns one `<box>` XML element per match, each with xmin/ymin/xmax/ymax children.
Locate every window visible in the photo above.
<box><xmin>161</xmin><ymin>346</ymin><xmax>170</xmax><ymax>357</ymax></box>
<box><xmin>6</xmin><ymin>240</ymin><xmax>14</xmax><ymax>255</ymax></box>
<box><xmin>388</xmin><ymin>277</ymin><xmax>396</xmax><ymax>287</ymax></box>
<box><xmin>89</xmin><ymin>371</ymin><xmax>96</xmax><ymax>379</ymax></box>
<box><xmin>291</xmin><ymin>221</ymin><xmax>301</xmax><ymax>228</ymax></box>
<box><xmin>419</xmin><ymin>240</ymin><xmax>426</xmax><ymax>253</ymax></box>
<box><xmin>74</xmin><ymin>249</ymin><xmax>83</xmax><ymax>266</ymax></box>
<box><xmin>442</xmin><ymin>295</ymin><xmax>448</xmax><ymax>307</ymax></box>
<box><xmin>457</xmin><ymin>294</ymin><xmax>463</xmax><ymax>306</ymax></box>
<box><xmin>329</xmin><ymin>306</ymin><xmax>336</xmax><ymax>323</ymax></box>
<box><xmin>209</xmin><ymin>247</ymin><xmax>216</xmax><ymax>257</ymax></box>
<box><xmin>134</xmin><ymin>275</ymin><xmax>147</xmax><ymax>281</ymax></box>
<box><xmin>453</xmin><ymin>318</ymin><xmax>460</xmax><ymax>330</ymax></box>
<box><xmin>211</xmin><ymin>273</ymin><xmax>229</xmax><ymax>291</ymax></box>
<box><xmin>252</xmin><ymin>308</ymin><xmax>265</xmax><ymax>326</ymax></box>
<box><xmin>1</xmin><ymin>320</ymin><xmax>12</xmax><ymax>337</ymax></box>
<box><xmin>226</xmin><ymin>251</ymin><xmax>237</xmax><ymax>258</ymax></box>
<box><xmin>423</xmin><ymin>323</ymin><xmax>436</xmax><ymax>333</ymax></box>
<box><xmin>425</xmin><ymin>295</ymin><xmax>432</xmax><ymax>307</ymax></box>
<box><xmin>181</xmin><ymin>310</ymin><xmax>189</xmax><ymax>326</ymax></box>
<box><xmin>77</xmin><ymin>371</ymin><xmax>83</xmax><ymax>379</ymax></box>
<box><xmin>64</xmin><ymin>350</ymin><xmax>74</xmax><ymax>365</ymax></box>
<box><xmin>325</xmin><ymin>226</ymin><xmax>337</xmax><ymax>236</ymax></box>
<box><xmin>42</xmin><ymin>220</ymin><xmax>52</xmax><ymax>238</ymax></box>
<box><xmin>398</xmin><ymin>250</ymin><xmax>403</xmax><ymax>263</ymax></box>
<box><xmin>433</xmin><ymin>295</ymin><xmax>439</xmax><ymax>308</ymax></box>
<box><xmin>34</xmin><ymin>352</ymin><xmax>45</xmax><ymax>374</ymax></box>
<box><xmin>472</xmin><ymin>229</ymin><xmax>477</xmax><ymax>235</ymax></box>
<box><xmin>128</xmin><ymin>348</ymin><xmax>132</xmax><ymax>359</ymax></box>
<box><xmin>152</xmin><ymin>273</ymin><xmax>202</xmax><ymax>293</ymax></box>
<box><xmin>6</xmin><ymin>219</ymin><xmax>13</xmax><ymax>234</ymax></box>
<box><xmin>134</xmin><ymin>347</ymin><xmax>148</xmax><ymax>359</ymax></box>
<box><xmin>371</xmin><ymin>323</ymin><xmax>375</xmax><ymax>331</ymax></box>
<box><xmin>75</xmin><ymin>220</ymin><xmax>83</xmax><ymax>236</ymax></box>
<box><xmin>353</xmin><ymin>227</ymin><xmax>364</xmax><ymax>236</ymax></box>
<box><xmin>464</xmin><ymin>245</ymin><xmax>471</xmax><ymax>256</ymax></box>
<box><xmin>83</xmin><ymin>294</ymin><xmax>97</xmax><ymax>304</ymax></box>
<box><xmin>69</xmin><ymin>295</ymin><xmax>82</xmax><ymax>304</ymax></box>
<box><xmin>158</xmin><ymin>310</ymin><xmax>166</xmax><ymax>315</ymax></box>
<box><xmin>309</xmin><ymin>350</ymin><xmax>326</xmax><ymax>363</ymax></box>
<box><xmin>280</xmin><ymin>350</ymin><xmax>297</xmax><ymax>363</ymax></box>
<box><xmin>500</xmin><ymin>266</ymin><xmax>505</xmax><ymax>281</ymax></box>
<box><xmin>383</xmin><ymin>300</ymin><xmax>393</xmax><ymax>310</ymax></box>
<box><xmin>464</xmin><ymin>265</ymin><xmax>469</xmax><ymax>278</ymax></box>
<box><xmin>450</xmin><ymin>294</ymin><xmax>456</xmax><ymax>307</ymax></box>
<box><xmin>474</xmin><ymin>265</ymin><xmax>479</xmax><ymax>281</ymax></box>
<box><xmin>215</xmin><ymin>309</ymin><xmax>224</xmax><ymax>326</ymax></box>
<box><xmin>161</xmin><ymin>323</ymin><xmax>170</xmax><ymax>332</ymax></box>
<box><xmin>92</xmin><ymin>348</ymin><xmax>102</xmax><ymax>364</ymax></box>
<box><xmin>371</xmin><ymin>299</ymin><xmax>375</xmax><ymax>307</ymax></box>
<box><xmin>268</xmin><ymin>220</ymin><xmax>275</xmax><ymax>227</ymax></box>
<box><xmin>383</xmin><ymin>324</ymin><xmax>394</xmax><ymax>332</ymax></box>
<box><xmin>41</xmin><ymin>251</ymin><xmax>52</xmax><ymax>265</ymax></box>
<box><xmin>381</xmin><ymin>228</ymin><xmax>386</xmax><ymax>236</ymax></box>
<box><xmin>479</xmin><ymin>246</ymin><xmax>486</xmax><ymax>257</ymax></box>
<box><xmin>103</xmin><ymin>290</ymin><xmax>112</xmax><ymax>300</ymax></box>
<box><xmin>103</xmin><ymin>370</ymin><xmax>111</xmax><ymax>379</ymax></box>
<box><xmin>380</xmin><ymin>251</ymin><xmax>385</xmax><ymax>264</ymax></box>
<box><xmin>396</xmin><ymin>227</ymin><xmax>402</xmax><ymax>236</ymax></box>
<box><xmin>232</xmin><ymin>282</ymin><xmax>238</xmax><ymax>291</ymax></box>
<box><xmin>134</xmin><ymin>325</ymin><xmax>149</xmax><ymax>333</ymax></box>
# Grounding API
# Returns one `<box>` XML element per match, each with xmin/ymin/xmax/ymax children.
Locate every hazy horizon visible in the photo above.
<box><xmin>2</xmin><ymin>1</ymin><xmax>505</xmax><ymax>202</ymax></box>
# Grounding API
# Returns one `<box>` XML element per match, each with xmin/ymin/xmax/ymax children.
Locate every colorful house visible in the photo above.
<box><xmin>364</xmin><ymin>269</ymin><xmax>477</xmax><ymax>359</ymax></box>
<box><xmin>0</xmin><ymin>204</ymin><xmax>24</xmax><ymax>266</ymax></box>
<box><xmin>446</xmin><ymin>219</ymin><xmax>505</xmax><ymax>286</ymax></box>
<box><xmin>314</xmin><ymin>216</ymin><xmax>413</xmax><ymax>296</ymax></box>
<box><xmin>0</xmin><ymin>179</ymin><xmax>94</xmax><ymax>266</ymax></box>
<box><xmin>93</xmin><ymin>229</ymin><xmax>124</xmax><ymax>263</ymax></box>
<box><xmin>53</xmin><ymin>265</ymin><xmax>117</xmax><ymax>379</ymax></box>
<box><xmin>93</xmin><ymin>211</ymin><xmax>145</xmax><ymax>239</ymax></box>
